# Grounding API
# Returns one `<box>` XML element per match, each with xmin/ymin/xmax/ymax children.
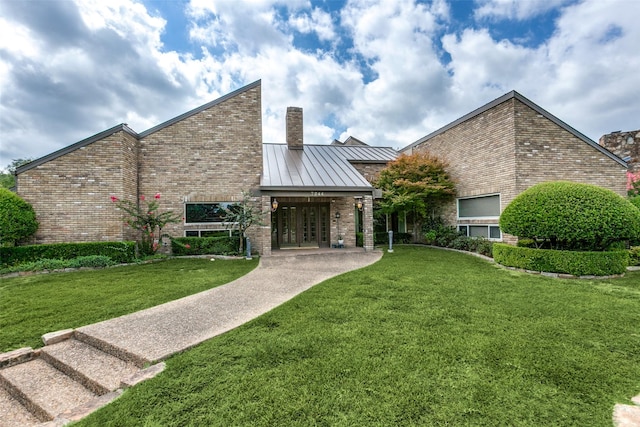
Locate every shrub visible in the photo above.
<box><xmin>0</xmin><ymin>241</ymin><xmax>136</xmax><ymax>267</ymax></box>
<box><xmin>629</xmin><ymin>247</ymin><xmax>640</xmax><ymax>266</ymax></box>
<box><xmin>356</xmin><ymin>232</ymin><xmax>364</xmax><ymax>247</ymax></box>
<box><xmin>172</xmin><ymin>236</ymin><xmax>240</xmax><ymax>256</ymax></box>
<box><xmin>0</xmin><ymin>255</ymin><xmax>116</xmax><ymax>274</ymax></box>
<box><xmin>374</xmin><ymin>232</ymin><xmax>413</xmax><ymax>245</ymax></box>
<box><xmin>0</xmin><ymin>188</ymin><xmax>38</xmax><ymax>246</ymax></box>
<box><xmin>493</xmin><ymin>243</ymin><xmax>629</xmax><ymax>276</ymax></box>
<box><xmin>500</xmin><ymin>181</ymin><xmax>640</xmax><ymax>251</ymax></box>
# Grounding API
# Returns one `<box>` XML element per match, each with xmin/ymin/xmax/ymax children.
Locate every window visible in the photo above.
<box><xmin>458</xmin><ymin>194</ymin><xmax>500</xmax><ymax>219</ymax></box>
<box><xmin>458</xmin><ymin>225</ymin><xmax>501</xmax><ymax>240</ymax></box>
<box><xmin>185</xmin><ymin>203</ymin><xmax>233</xmax><ymax>223</ymax></box>
<box><xmin>185</xmin><ymin>230</ymin><xmax>234</xmax><ymax>238</ymax></box>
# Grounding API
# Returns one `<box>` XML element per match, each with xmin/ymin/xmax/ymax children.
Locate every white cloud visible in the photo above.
<box><xmin>0</xmin><ymin>0</ymin><xmax>638</xmax><ymax>166</ymax></box>
<box><xmin>474</xmin><ymin>0</ymin><xmax>574</xmax><ymax>21</ymax></box>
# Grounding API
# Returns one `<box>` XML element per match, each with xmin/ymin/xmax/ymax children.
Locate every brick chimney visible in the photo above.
<box><xmin>286</xmin><ymin>107</ymin><xmax>303</xmax><ymax>150</ymax></box>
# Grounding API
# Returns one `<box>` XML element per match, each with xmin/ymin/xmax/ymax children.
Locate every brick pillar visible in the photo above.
<box><xmin>286</xmin><ymin>107</ymin><xmax>303</xmax><ymax>150</ymax></box>
<box><xmin>363</xmin><ymin>194</ymin><xmax>374</xmax><ymax>252</ymax></box>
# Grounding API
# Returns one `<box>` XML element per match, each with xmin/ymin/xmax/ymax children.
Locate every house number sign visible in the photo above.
<box><xmin>310</xmin><ymin>191</ymin><xmax>324</xmax><ymax>196</ymax></box>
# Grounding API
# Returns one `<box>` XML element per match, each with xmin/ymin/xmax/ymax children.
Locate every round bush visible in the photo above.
<box><xmin>500</xmin><ymin>181</ymin><xmax>640</xmax><ymax>251</ymax></box>
<box><xmin>0</xmin><ymin>188</ymin><xmax>38</xmax><ymax>246</ymax></box>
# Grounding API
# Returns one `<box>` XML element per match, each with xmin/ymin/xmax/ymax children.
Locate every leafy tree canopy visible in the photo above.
<box><xmin>1</xmin><ymin>158</ymin><xmax>34</xmax><ymax>189</ymax></box>
<box><xmin>374</xmin><ymin>151</ymin><xmax>456</xmax><ymax>217</ymax></box>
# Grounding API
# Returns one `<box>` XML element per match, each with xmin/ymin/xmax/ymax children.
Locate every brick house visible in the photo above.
<box><xmin>401</xmin><ymin>90</ymin><xmax>629</xmax><ymax>243</ymax></box>
<box><xmin>15</xmin><ymin>81</ymin><xmax>396</xmax><ymax>255</ymax></box>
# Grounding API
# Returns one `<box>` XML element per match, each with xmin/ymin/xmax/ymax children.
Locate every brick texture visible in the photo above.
<box><xmin>599</xmin><ymin>130</ymin><xmax>640</xmax><ymax>172</ymax></box>
<box><xmin>410</xmin><ymin>98</ymin><xmax>628</xmax><ymax>243</ymax></box>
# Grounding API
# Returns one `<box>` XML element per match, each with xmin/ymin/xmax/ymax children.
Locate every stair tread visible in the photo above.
<box><xmin>0</xmin><ymin>386</ymin><xmax>39</xmax><ymax>427</ymax></box>
<box><xmin>42</xmin><ymin>339</ymin><xmax>139</xmax><ymax>392</ymax></box>
<box><xmin>1</xmin><ymin>358</ymin><xmax>97</xmax><ymax>420</ymax></box>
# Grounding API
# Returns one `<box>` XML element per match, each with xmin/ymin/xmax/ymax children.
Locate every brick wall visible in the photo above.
<box><xmin>514</xmin><ymin>100</ymin><xmax>627</xmax><ymax>198</ymax></box>
<box><xmin>411</xmin><ymin>99</ymin><xmax>517</xmax><ymax>226</ymax></box>
<box><xmin>409</xmin><ymin>97</ymin><xmax>628</xmax><ymax>243</ymax></box>
<box><xmin>17</xmin><ymin>130</ymin><xmax>138</xmax><ymax>244</ymax></box>
<box><xmin>138</xmin><ymin>83</ymin><xmax>263</xmax><ymax>247</ymax></box>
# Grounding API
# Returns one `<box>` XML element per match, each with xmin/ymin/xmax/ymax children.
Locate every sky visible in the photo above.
<box><xmin>1</xmin><ymin>0</ymin><xmax>639</xmax><ymax>167</ymax></box>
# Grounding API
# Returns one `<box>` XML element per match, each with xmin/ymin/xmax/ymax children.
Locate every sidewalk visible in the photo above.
<box><xmin>77</xmin><ymin>249</ymin><xmax>383</xmax><ymax>365</ymax></box>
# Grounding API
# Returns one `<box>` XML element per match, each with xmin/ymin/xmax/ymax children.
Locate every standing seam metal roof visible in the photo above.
<box><xmin>261</xmin><ymin>144</ymin><xmax>397</xmax><ymax>191</ymax></box>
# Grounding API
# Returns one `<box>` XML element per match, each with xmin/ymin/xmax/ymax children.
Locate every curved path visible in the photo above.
<box><xmin>77</xmin><ymin>250</ymin><xmax>382</xmax><ymax>365</ymax></box>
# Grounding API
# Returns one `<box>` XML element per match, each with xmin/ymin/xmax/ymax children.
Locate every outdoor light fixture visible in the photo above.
<box><xmin>335</xmin><ymin>212</ymin><xmax>341</xmax><ymax>219</ymax></box>
<box><xmin>271</xmin><ymin>198</ymin><xmax>279</xmax><ymax>212</ymax></box>
<box><xmin>356</xmin><ymin>199</ymin><xmax>363</xmax><ymax>211</ymax></box>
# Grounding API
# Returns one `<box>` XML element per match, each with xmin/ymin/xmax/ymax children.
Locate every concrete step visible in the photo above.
<box><xmin>0</xmin><ymin>386</ymin><xmax>39</xmax><ymax>427</ymax></box>
<box><xmin>0</xmin><ymin>358</ymin><xmax>97</xmax><ymax>422</ymax></box>
<box><xmin>40</xmin><ymin>339</ymin><xmax>140</xmax><ymax>395</ymax></box>
<box><xmin>74</xmin><ymin>330</ymin><xmax>149</xmax><ymax>368</ymax></box>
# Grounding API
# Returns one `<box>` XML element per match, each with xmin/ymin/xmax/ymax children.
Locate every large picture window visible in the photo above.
<box><xmin>458</xmin><ymin>194</ymin><xmax>500</xmax><ymax>219</ymax></box>
<box><xmin>185</xmin><ymin>203</ymin><xmax>233</xmax><ymax>223</ymax></box>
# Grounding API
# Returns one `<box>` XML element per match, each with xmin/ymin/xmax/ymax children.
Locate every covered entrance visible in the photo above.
<box><xmin>272</xmin><ymin>202</ymin><xmax>330</xmax><ymax>249</ymax></box>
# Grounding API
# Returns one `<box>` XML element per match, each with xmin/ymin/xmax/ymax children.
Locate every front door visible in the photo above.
<box><xmin>272</xmin><ymin>203</ymin><xmax>329</xmax><ymax>249</ymax></box>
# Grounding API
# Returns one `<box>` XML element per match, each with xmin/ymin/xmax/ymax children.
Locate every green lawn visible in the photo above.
<box><xmin>75</xmin><ymin>246</ymin><xmax>640</xmax><ymax>426</ymax></box>
<box><xmin>0</xmin><ymin>258</ymin><xmax>258</xmax><ymax>352</ymax></box>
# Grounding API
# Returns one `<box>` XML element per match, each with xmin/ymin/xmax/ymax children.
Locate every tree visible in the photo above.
<box><xmin>1</xmin><ymin>158</ymin><xmax>34</xmax><ymax>189</ymax></box>
<box><xmin>0</xmin><ymin>188</ymin><xmax>39</xmax><ymax>246</ymax></box>
<box><xmin>222</xmin><ymin>191</ymin><xmax>264</xmax><ymax>254</ymax></box>
<box><xmin>111</xmin><ymin>193</ymin><xmax>181</xmax><ymax>256</ymax></box>
<box><xmin>373</xmin><ymin>152</ymin><xmax>456</xmax><ymax>241</ymax></box>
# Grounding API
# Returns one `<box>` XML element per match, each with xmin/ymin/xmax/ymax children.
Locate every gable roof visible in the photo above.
<box><xmin>261</xmin><ymin>144</ymin><xmax>397</xmax><ymax>192</ymax></box>
<box><xmin>16</xmin><ymin>123</ymin><xmax>138</xmax><ymax>174</ymax></box>
<box><xmin>138</xmin><ymin>80</ymin><xmax>261</xmax><ymax>138</ymax></box>
<box><xmin>15</xmin><ymin>80</ymin><xmax>262</xmax><ymax>175</ymax></box>
<box><xmin>401</xmin><ymin>90</ymin><xmax>628</xmax><ymax>168</ymax></box>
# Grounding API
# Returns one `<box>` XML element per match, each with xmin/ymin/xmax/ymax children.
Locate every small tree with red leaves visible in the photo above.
<box><xmin>110</xmin><ymin>193</ymin><xmax>180</xmax><ymax>256</ymax></box>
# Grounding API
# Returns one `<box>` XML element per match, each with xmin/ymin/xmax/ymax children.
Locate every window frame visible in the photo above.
<box><xmin>458</xmin><ymin>224</ymin><xmax>502</xmax><ymax>241</ymax></box>
<box><xmin>457</xmin><ymin>193</ymin><xmax>501</xmax><ymax>220</ymax></box>
<box><xmin>184</xmin><ymin>202</ymin><xmax>236</xmax><ymax>225</ymax></box>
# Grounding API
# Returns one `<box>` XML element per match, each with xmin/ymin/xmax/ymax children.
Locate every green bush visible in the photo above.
<box><xmin>356</xmin><ymin>232</ymin><xmax>364</xmax><ymax>247</ymax></box>
<box><xmin>629</xmin><ymin>247</ymin><xmax>640</xmax><ymax>266</ymax></box>
<box><xmin>493</xmin><ymin>243</ymin><xmax>629</xmax><ymax>276</ymax></box>
<box><xmin>0</xmin><ymin>188</ymin><xmax>38</xmax><ymax>246</ymax></box>
<box><xmin>0</xmin><ymin>255</ymin><xmax>116</xmax><ymax>274</ymax></box>
<box><xmin>374</xmin><ymin>232</ymin><xmax>412</xmax><ymax>245</ymax></box>
<box><xmin>172</xmin><ymin>236</ymin><xmax>240</xmax><ymax>256</ymax></box>
<box><xmin>500</xmin><ymin>181</ymin><xmax>640</xmax><ymax>251</ymax></box>
<box><xmin>0</xmin><ymin>241</ymin><xmax>136</xmax><ymax>267</ymax></box>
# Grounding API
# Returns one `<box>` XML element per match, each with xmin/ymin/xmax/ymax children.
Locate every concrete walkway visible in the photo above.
<box><xmin>77</xmin><ymin>249</ymin><xmax>383</xmax><ymax>365</ymax></box>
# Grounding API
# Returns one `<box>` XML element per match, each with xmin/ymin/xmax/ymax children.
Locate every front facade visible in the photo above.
<box><xmin>15</xmin><ymin>81</ymin><xmax>396</xmax><ymax>255</ymax></box>
<box><xmin>402</xmin><ymin>91</ymin><xmax>629</xmax><ymax>243</ymax></box>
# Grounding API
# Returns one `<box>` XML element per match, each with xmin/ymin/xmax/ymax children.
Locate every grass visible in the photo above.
<box><xmin>74</xmin><ymin>246</ymin><xmax>640</xmax><ymax>426</ymax></box>
<box><xmin>0</xmin><ymin>258</ymin><xmax>258</xmax><ymax>352</ymax></box>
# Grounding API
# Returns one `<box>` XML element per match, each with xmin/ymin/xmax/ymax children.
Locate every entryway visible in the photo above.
<box><xmin>271</xmin><ymin>203</ymin><xmax>330</xmax><ymax>249</ymax></box>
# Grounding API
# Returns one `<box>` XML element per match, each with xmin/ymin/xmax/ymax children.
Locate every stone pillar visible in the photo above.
<box><xmin>286</xmin><ymin>107</ymin><xmax>303</xmax><ymax>150</ymax></box>
<box><xmin>363</xmin><ymin>194</ymin><xmax>374</xmax><ymax>252</ymax></box>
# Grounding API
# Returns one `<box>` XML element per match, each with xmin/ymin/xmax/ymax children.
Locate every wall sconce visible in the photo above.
<box><xmin>356</xmin><ymin>199</ymin><xmax>363</xmax><ymax>211</ymax></box>
<box><xmin>335</xmin><ymin>212</ymin><xmax>341</xmax><ymax>219</ymax></box>
<box><xmin>271</xmin><ymin>198</ymin><xmax>279</xmax><ymax>212</ymax></box>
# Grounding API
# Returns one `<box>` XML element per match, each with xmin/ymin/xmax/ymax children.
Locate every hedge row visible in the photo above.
<box><xmin>0</xmin><ymin>241</ymin><xmax>137</xmax><ymax>267</ymax></box>
<box><xmin>493</xmin><ymin>243</ymin><xmax>629</xmax><ymax>276</ymax></box>
<box><xmin>172</xmin><ymin>236</ymin><xmax>240</xmax><ymax>256</ymax></box>
<box><xmin>374</xmin><ymin>232</ymin><xmax>413</xmax><ymax>245</ymax></box>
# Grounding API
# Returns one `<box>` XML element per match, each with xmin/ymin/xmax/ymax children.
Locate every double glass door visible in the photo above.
<box><xmin>272</xmin><ymin>203</ymin><xmax>329</xmax><ymax>248</ymax></box>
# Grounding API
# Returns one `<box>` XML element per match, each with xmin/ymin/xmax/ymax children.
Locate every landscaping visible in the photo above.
<box><xmin>0</xmin><ymin>257</ymin><xmax>258</xmax><ymax>352</ymax></box>
<box><xmin>68</xmin><ymin>246</ymin><xmax>640</xmax><ymax>426</ymax></box>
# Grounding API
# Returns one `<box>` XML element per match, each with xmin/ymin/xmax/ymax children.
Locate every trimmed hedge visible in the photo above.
<box><xmin>630</xmin><ymin>247</ymin><xmax>640</xmax><ymax>267</ymax></box>
<box><xmin>500</xmin><ymin>181</ymin><xmax>640</xmax><ymax>251</ymax></box>
<box><xmin>0</xmin><ymin>187</ymin><xmax>38</xmax><ymax>245</ymax></box>
<box><xmin>0</xmin><ymin>241</ymin><xmax>136</xmax><ymax>267</ymax></box>
<box><xmin>0</xmin><ymin>255</ymin><xmax>116</xmax><ymax>274</ymax></box>
<box><xmin>493</xmin><ymin>243</ymin><xmax>629</xmax><ymax>276</ymax></box>
<box><xmin>374</xmin><ymin>232</ymin><xmax>413</xmax><ymax>245</ymax></box>
<box><xmin>172</xmin><ymin>236</ymin><xmax>240</xmax><ymax>256</ymax></box>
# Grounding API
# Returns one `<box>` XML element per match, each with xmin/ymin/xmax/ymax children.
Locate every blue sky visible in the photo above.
<box><xmin>1</xmin><ymin>0</ymin><xmax>639</xmax><ymax>165</ymax></box>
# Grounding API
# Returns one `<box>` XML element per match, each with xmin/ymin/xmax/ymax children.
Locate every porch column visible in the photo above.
<box><xmin>363</xmin><ymin>194</ymin><xmax>374</xmax><ymax>252</ymax></box>
<box><xmin>259</xmin><ymin>195</ymin><xmax>272</xmax><ymax>257</ymax></box>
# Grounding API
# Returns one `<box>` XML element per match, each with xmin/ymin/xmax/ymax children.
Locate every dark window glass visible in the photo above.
<box><xmin>458</xmin><ymin>195</ymin><xmax>500</xmax><ymax>218</ymax></box>
<box><xmin>185</xmin><ymin>203</ymin><xmax>232</xmax><ymax>223</ymax></box>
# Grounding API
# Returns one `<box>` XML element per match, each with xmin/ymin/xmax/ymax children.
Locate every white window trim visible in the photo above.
<box><xmin>458</xmin><ymin>224</ymin><xmax>502</xmax><ymax>241</ymax></box>
<box><xmin>457</xmin><ymin>193</ymin><xmax>501</xmax><ymax>221</ymax></box>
